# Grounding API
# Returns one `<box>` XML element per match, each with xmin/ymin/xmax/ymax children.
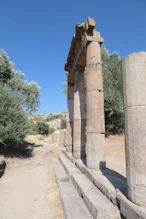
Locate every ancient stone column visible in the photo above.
<box><xmin>122</xmin><ymin>52</ymin><xmax>146</xmax><ymax>207</ymax></box>
<box><xmin>66</xmin><ymin>83</ymin><xmax>74</xmax><ymax>153</ymax></box>
<box><xmin>73</xmin><ymin>68</ymin><xmax>86</xmax><ymax>159</ymax></box>
<box><xmin>86</xmin><ymin>41</ymin><xmax>106</xmax><ymax>169</ymax></box>
<box><xmin>59</xmin><ymin>129</ymin><xmax>66</xmax><ymax>147</ymax></box>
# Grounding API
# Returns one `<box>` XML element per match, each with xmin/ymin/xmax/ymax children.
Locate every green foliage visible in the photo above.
<box><xmin>46</xmin><ymin>113</ymin><xmax>62</xmax><ymax>122</ymax></box>
<box><xmin>60</xmin><ymin>119</ymin><xmax>67</xmax><ymax>129</ymax></box>
<box><xmin>0</xmin><ymin>49</ymin><xmax>41</xmax><ymax>148</ymax></box>
<box><xmin>0</xmin><ymin>84</ymin><xmax>30</xmax><ymax>146</ymax></box>
<box><xmin>38</xmin><ymin>136</ymin><xmax>44</xmax><ymax>141</ymax></box>
<box><xmin>0</xmin><ymin>50</ymin><xmax>40</xmax><ymax>113</ymax></box>
<box><xmin>101</xmin><ymin>45</ymin><xmax>124</xmax><ymax>134</ymax></box>
<box><xmin>37</xmin><ymin>121</ymin><xmax>49</xmax><ymax>135</ymax></box>
<box><xmin>0</xmin><ymin>50</ymin><xmax>14</xmax><ymax>83</ymax></box>
<box><xmin>29</xmin><ymin>122</ymin><xmax>39</xmax><ymax>135</ymax></box>
<box><xmin>49</xmin><ymin>127</ymin><xmax>55</xmax><ymax>134</ymax></box>
<box><xmin>59</xmin><ymin>176</ymin><xmax>71</xmax><ymax>182</ymax></box>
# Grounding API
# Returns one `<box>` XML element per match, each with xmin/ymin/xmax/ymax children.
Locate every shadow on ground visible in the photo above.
<box><xmin>0</xmin><ymin>141</ymin><xmax>43</xmax><ymax>158</ymax></box>
<box><xmin>101</xmin><ymin>167</ymin><xmax>127</xmax><ymax>197</ymax></box>
<box><xmin>81</xmin><ymin>157</ymin><xmax>127</xmax><ymax>197</ymax></box>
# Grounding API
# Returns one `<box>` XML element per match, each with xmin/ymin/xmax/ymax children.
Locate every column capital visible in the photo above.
<box><xmin>75</xmin><ymin>66</ymin><xmax>85</xmax><ymax>72</ymax></box>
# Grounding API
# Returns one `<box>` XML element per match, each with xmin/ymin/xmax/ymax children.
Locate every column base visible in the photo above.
<box><xmin>87</xmin><ymin>133</ymin><xmax>106</xmax><ymax>169</ymax></box>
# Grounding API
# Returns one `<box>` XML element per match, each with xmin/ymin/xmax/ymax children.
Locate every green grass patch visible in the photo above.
<box><xmin>59</xmin><ymin>176</ymin><xmax>71</xmax><ymax>182</ymax></box>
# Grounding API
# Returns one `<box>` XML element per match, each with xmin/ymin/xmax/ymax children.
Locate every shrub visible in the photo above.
<box><xmin>37</xmin><ymin>121</ymin><xmax>49</xmax><ymax>135</ymax></box>
<box><xmin>60</xmin><ymin>119</ymin><xmax>67</xmax><ymax>129</ymax></box>
<box><xmin>29</xmin><ymin>122</ymin><xmax>39</xmax><ymax>135</ymax></box>
<box><xmin>0</xmin><ymin>85</ymin><xmax>30</xmax><ymax>146</ymax></box>
<box><xmin>46</xmin><ymin>114</ymin><xmax>62</xmax><ymax>122</ymax></box>
<box><xmin>49</xmin><ymin>127</ymin><xmax>55</xmax><ymax>134</ymax></box>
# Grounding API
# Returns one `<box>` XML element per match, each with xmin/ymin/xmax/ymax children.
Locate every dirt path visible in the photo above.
<box><xmin>0</xmin><ymin>142</ymin><xmax>64</xmax><ymax>219</ymax></box>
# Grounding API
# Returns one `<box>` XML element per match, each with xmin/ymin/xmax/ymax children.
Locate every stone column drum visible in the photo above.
<box><xmin>86</xmin><ymin>41</ymin><xmax>106</xmax><ymax>169</ymax></box>
<box><xmin>66</xmin><ymin>83</ymin><xmax>74</xmax><ymax>153</ymax></box>
<box><xmin>122</xmin><ymin>52</ymin><xmax>146</xmax><ymax>207</ymax></box>
<box><xmin>73</xmin><ymin>68</ymin><xmax>86</xmax><ymax>159</ymax></box>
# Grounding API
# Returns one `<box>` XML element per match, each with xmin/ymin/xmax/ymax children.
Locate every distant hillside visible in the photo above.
<box><xmin>28</xmin><ymin>112</ymin><xmax>67</xmax><ymax>130</ymax></box>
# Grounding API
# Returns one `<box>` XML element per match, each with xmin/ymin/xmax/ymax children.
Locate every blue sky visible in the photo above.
<box><xmin>0</xmin><ymin>0</ymin><xmax>146</xmax><ymax>114</ymax></box>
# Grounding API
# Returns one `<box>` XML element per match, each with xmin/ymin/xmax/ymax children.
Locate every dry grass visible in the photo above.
<box><xmin>47</xmin><ymin>160</ymin><xmax>64</xmax><ymax>219</ymax></box>
<box><xmin>106</xmin><ymin>134</ymin><xmax>125</xmax><ymax>157</ymax></box>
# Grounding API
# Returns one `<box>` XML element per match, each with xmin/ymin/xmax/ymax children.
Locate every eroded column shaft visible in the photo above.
<box><xmin>86</xmin><ymin>41</ymin><xmax>105</xmax><ymax>169</ymax></box>
<box><xmin>73</xmin><ymin>69</ymin><xmax>86</xmax><ymax>159</ymax></box>
<box><xmin>66</xmin><ymin>83</ymin><xmax>74</xmax><ymax>153</ymax></box>
<box><xmin>122</xmin><ymin>52</ymin><xmax>146</xmax><ymax>207</ymax></box>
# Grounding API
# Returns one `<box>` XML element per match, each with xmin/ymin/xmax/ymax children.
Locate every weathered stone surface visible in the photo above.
<box><xmin>117</xmin><ymin>189</ymin><xmax>146</xmax><ymax>219</ymax></box>
<box><xmin>75</xmin><ymin>159</ymin><xmax>117</xmax><ymax>204</ymax></box>
<box><xmin>61</xmin><ymin>194</ymin><xmax>93</xmax><ymax>219</ymax></box>
<box><xmin>86</xmin><ymin>41</ymin><xmax>105</xmax><ymax>170</ymax></box>
<box><xmin>122</xmin><ymin>52</ymin><xmax>146</xmax><ymax>207</ymax></box>
<box><xmin>53</xmin><ymin>158</ymin><xmax>92</xmax><ymax>219</ymax></box>
<box><xmin>66</xmin><ymin>121</ymin><xmax>73</xmax><ymax>153</ymax></box>
<box><xmin>58</xmin><ymin>153</ymin><xmax>81</xmax><ymax>177</ymax></box>
<box><xmin>73</xmin><ymin>119</ymin><xmax>86</xmax><ymax>158</ymax></box>
<box><xmin>52</xmin><ymin>159</ymin><xmax>68</xmax><ymax>180</ymax></box>
<box><xmin>122</xmin><ymin>52</ymin><xmax>146</xmax><ymax>108</ymax></box>
<box><xmin>66</xmin><ymin>83</ymin><xmax>74</xmax><ymax>153</ymax></box>
<box><xmin>72</xmin><ymin>174</ymin><xmax>121</xmax><ymax>219</ymax></box>
<box><xmin>86</xmin><ymin>90</ymin><xmax>105</xmax><ymax>133</ymax></box>
<box><xmin>87</xmin><ymin>133</ymin><xmax>105</xmax><ymax>169</ymax></box>
<box><xmin>73</xmin><ymin>69</ymin><xmax>86</xmax><ymax>159</ymax></box>
<box><xmin>124</xmin><ymin>106</ymin><xmax>146</xmax><ymax>206</ymax></box>
<box><xmin>86</xmin><ymin>64</ymin><xmax>103</xmax><ymax>91</ymax></box>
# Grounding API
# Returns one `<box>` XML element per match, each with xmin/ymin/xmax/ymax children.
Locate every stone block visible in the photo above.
<box><xmin>58</xmin><ymin>153</ymin><xmax>81</xmax><ymax>177</ymax></box>
<box><xmin>86</xmin><ymin>90</ymin><xmax>105</xmax><ymax>133</ymax></box>
<box><xmin>58</xmin><ymin>182</ymin><xmax>75</xmax><ymax>196</ymax></box>
<box><xmin>61</xmin><ymin>194</ymin><xmax>92</xmax><ymax>219</ymax></box>
<box><xmin>53</xmin><ymin>158</ymin><xmax>92</xmax><ymax>219</ymax></box>
<box><xmin>87</xmin><ymin>133</ymin><xmax>105</xmax><ymax>169</ymax></box>
<box><xmin>93</xmin><ymin>175</ymin><xmax>117</xmax><ymax>205</ymax></box>
<box><xmin>52</xmin><ymin>159</ymin><xmax>67</xmax><ymax>180</ymax></box>
<box><xmin>122</xmin><ymin>52</ymin><xmax>146</xmax><ymax>108</ymax></box>
<box><xmin>71</xmin><ymin>173</ymin><xmax>121</xmax><ymax>218</ymax></box>
<box><xmin>117</xmin><ymin>189</ymin><xmax>146</xmax><ymax>219</ymax></box>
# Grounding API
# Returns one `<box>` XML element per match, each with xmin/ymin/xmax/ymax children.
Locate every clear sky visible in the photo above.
<box><xmin>0</xmin><ymin>0</ymin><xmax>146</xmax><ymax>114</ymax></box>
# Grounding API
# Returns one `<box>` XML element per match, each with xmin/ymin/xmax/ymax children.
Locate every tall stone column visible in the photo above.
<box><xmin>122</xmin><ymin>52</ymin><xmax>146</xmax><ymax>207</ymax></box>
<box><xmin>73</xmin><ymin>68</ymin><xmax>86</xmax><ymax>159</ymax></box>
<box><xmin>86</xmin><ymin>41</ymin><xmax>106</xmax><ymax>169</ymax></box>
<box><xmin>66</xmin><ymin>83</ymin><xmax>74</xmax><ymax>153</ymax></box>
